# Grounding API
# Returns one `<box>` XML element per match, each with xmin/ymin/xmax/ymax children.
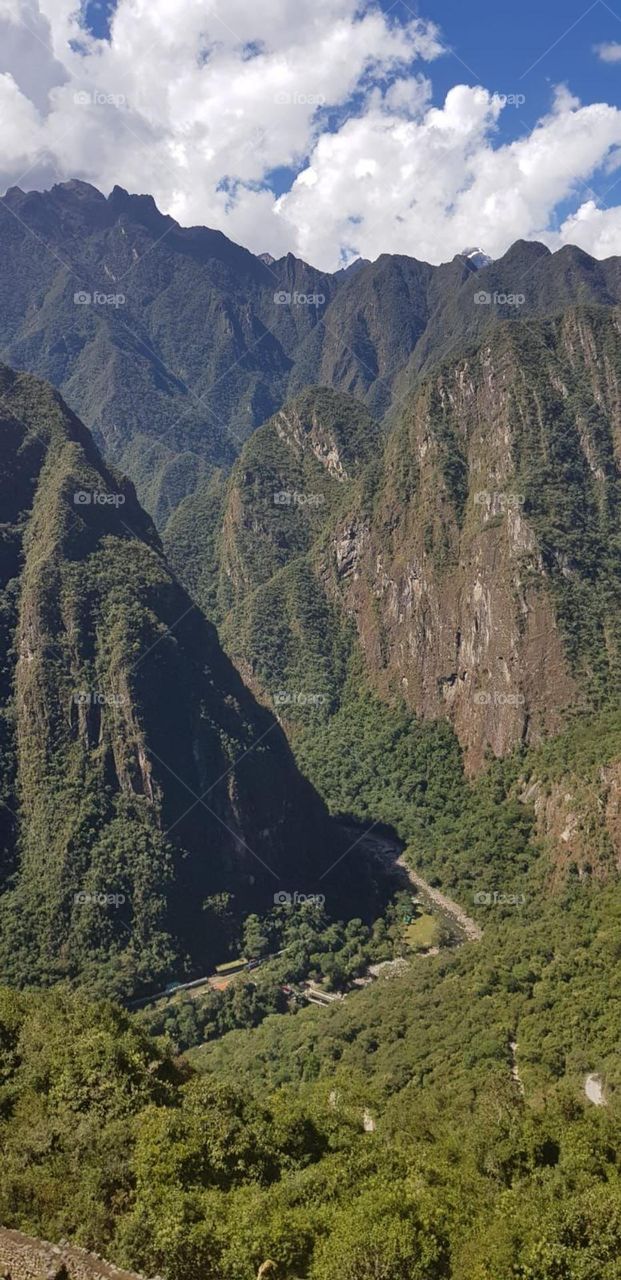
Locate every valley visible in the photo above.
<box><xmin>128</xmin><ymin>827</ymin><xmax>476</xmax><ymax>1043</ymax></box>
<box><xmin>1</xmin><ymin>180</ymin><xmax>621</xmax><ymax>1280</ymax></box>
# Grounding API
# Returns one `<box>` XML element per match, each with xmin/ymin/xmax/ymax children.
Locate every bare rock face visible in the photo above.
<box><xmin>328</xmin><ymin>312</ymin><xmax>620</xmax><ymax>769</ymax></box>
<box><xmin>217</xmin><ymin>307</ymin><xmax>621</xmax><ymax>774</ymax></box>
<box><xmin>257</xmin><ymin>1263</ymin><xmax>279</xmax><ymax>1280</ymax></box>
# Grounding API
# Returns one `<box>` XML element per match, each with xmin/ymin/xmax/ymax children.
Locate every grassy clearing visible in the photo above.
<box><xmin>404</xmin><ymin>912</ymin><xmax>439</xmax><ymax>951</ymax></box>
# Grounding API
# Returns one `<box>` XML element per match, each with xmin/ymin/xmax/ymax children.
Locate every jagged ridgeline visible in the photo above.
<box><xmin>0</xmin><ymin>366</ymin><xmax>351</xmax><ymax>996</ymax></box>
<box><xmin>6</xmin><ymin>181</ymin><xmax>621</xmax><ymax>549</ymax></box>
<box><xmin>210</xmin><ymin>308</ymin><xmax>621</xmax><ymax>772</ymax></box>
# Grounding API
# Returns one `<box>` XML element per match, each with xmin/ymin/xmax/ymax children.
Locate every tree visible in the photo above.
<box><xmin>242</xmin><ymin>914</ymin><xmax>271</xmax><ymax>959</ymax></box>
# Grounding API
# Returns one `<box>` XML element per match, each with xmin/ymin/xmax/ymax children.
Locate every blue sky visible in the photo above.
<box><xmin>5</xmin><ymin>0</ymin><xmax>621</xmax><ymax>267</ymax></box>
<box><xmin>382</xmin><ymin>0</ymin><xmax>621</xmax><ymax>226</ymax></box>
<box><xmin>388</xmin><ymin>0</ymin><xmax>621</xmax><ymax>150</ymax></box>
<box><xmin>82</xmin><ymin>0</ymin><xmax>621</xmax><ymax>144</ymax></box>
<box><xmin>39</xmin><ymin>1</ymin><xmax>621</xmax><ymax>251</ymax></box>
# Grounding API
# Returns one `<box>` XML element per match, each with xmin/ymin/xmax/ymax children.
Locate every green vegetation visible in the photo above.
<box><xmin>203</xmin><ymin>305</ymin><xmax>621</xmax><ymax>797</ymax></box>
<box><xmin>4</xmin><ymin>868</ymin><xmax>621</xmax><ymax>1280</ymax></box>
<box><xmin>404</xmin><ymin>910</ymin><xmax>438</xmax><ymax>950</ymax></box>
<box><xmin>3</xmin><ymin>680</ymin><xmax>621</xmax><ymax>1276</ymax></box>
<box><xmin>137</xmin><ymin>895</ymin><xmax>416</xmax><ymax>1053</ymax></box>
<box><xmin>296</xmin><ymin>674</ymin><xmax>466</xmax><ymax>840</ymax></box>
<box><xmin>7</xmin><ymin>188</ymin><xmax>621</xmax><ymax>1276</ymax></box>
<box><xmin>0</xmin><ymin>367</ymin><xmax>349</xmax><ymax>998</ymax></box>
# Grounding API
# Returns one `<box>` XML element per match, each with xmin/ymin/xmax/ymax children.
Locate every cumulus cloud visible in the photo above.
<box><xmin>594</xmin><ymin>42</ymin><xmax>621</xmax><ymax>64</ymax></box>
<box><xmin>2</xmin><ymin>0</ymin><xmax>621</xmax><ymax>267</ymax></box>
<box><xmin>277</xmin><ymin>86</ymin><xmax>621</xmax><ymax>267</ymax></box>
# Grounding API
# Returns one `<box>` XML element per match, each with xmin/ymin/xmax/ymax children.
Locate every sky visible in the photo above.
<box><xmin>4</xmin><ymin>0</ymin><xmax>621</xmax><ymax>268</ymax></box>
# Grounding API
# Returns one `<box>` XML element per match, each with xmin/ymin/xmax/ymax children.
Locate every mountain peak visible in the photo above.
<box><xmin>107</xmin><ymin>184</ymin><xmax>175</xmax><ymax>232</ymax></box>
<box><xmin>53</xmin><ymin>179</ymin><xmax>106</xmax><ymax>201</ymax></box>
<box><xmin>460</xmin><ymin>246</ymin><xmax>493</xmax><ymax>269</ymax></box>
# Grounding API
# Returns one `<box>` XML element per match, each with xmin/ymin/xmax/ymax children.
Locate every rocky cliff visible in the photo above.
<box><xmin>215</xmin><ymin>308</ymin><xmax>621</xmax><ymax>771</ymax></box>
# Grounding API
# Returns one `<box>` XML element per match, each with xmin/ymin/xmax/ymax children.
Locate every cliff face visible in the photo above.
<box><xmin>0</xmin><ymin>367</ymin><xmax>343</xmax><ymax>995</ymax></box>
<box><xmin>216</xmin><ymin>308</ymin><xmax>621</xmax><ymax>771</ymax></box>
<box><xmin>340</xmin><ymin>308</ymin><xmax>621</xmax><ymax>769</ymax></box>
<box><xmin>514</xmin><ymin>712</ymin><xmax>621</xmax><ymax>883</ymax></box>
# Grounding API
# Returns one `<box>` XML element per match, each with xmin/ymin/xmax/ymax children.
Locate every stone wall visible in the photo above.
<box><xmin>0</xmin><ymin>1227</ymin><xmax>161</xmax><ymax>1280</ymax></box>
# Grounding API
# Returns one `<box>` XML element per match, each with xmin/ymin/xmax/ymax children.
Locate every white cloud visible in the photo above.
<box><xmin>2</xmin><ymin>0</ymin><xmax>621</xmax><ymax>268</ymax></box>
<box><xmin>554</xmin><ymin>199</ymin><xmax>621</xmax><ymax>258</ymax></box>
<box><xmin>0</xmin><ymin>0</ymin><xmax>446</xmax><ymax>256</ymax></box>
<box><xmin>277</xmin><ymin>87</ymin><xmax>621</xmax><ymax>268</ymax></box>
<box><xmin>594</xmin><ymin>42</ymin><xmax>621</xmax><ymax>64</ymax></box>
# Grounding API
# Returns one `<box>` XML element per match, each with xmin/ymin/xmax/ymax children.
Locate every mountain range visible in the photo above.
<box><xmin>0</xmin><ymin>179</ymin><xmax>621</xmax><ymax>972</ymax></box>
<box><xmin>3</xmin><ymin>179</ymin><xmax>621</xmax><ymax>1280</ymax></box>
<box><xmin>5</xmin><ymin>180</ymin><xmax>621</xmax><ymax>535</ymax></box>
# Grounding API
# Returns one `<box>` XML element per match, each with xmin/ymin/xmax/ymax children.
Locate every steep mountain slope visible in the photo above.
<box><xmin>7</xmin><ymin>181</ymin><xmax>621</xmax><ymax>551</ymax></box>
<box><xmin>280</xmin><ymin>238</ymin><xmax>621</xmax><ymax>423</ymax></box>
<box><xmin>205</xmin><ymin>387</ymin><xmax>378</xmax><ymax>718</ymax></box>
<box><xmin>0</xmin><ymin>181</ymin><xmax>337</xmax><ymax>526</ymax></box>
<box><xmin>0</xmin><ymin>365</ymin><xmax>350</xmax><ymax>996</ymax></box>
<box><xmin>397</xmin><ymin>238</ymin><xmax>621</xmax><ymax>386</ymax></box>
<box><xmin>214</xmin><ymin>307</ymin><xmax>621</xmax><ymax>770</ymax></box>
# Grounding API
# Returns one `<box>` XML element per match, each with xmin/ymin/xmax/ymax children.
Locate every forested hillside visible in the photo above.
<box><xmin>5</xmin><ymin>181</ymin><xmax>621</xmax><ymax>548</ymax></box>
<box><xmin>206</xmin><ymin>307</ymin><xmax>621</xmax><ymax>770</ymax></box>
<box><xmin>0</xmin><ymin>365</ymin><xmax>350</xmax><ymax>997</ymax></box>
<box><xmin>3</xmin><ymin>705</ymin><xmax>621</xmax><ymax>1279</ymax></box>
<box><xmin>2</xmin><ymin>177</ymin><xmax>621</xmax><ymax>1280</ymax></box>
